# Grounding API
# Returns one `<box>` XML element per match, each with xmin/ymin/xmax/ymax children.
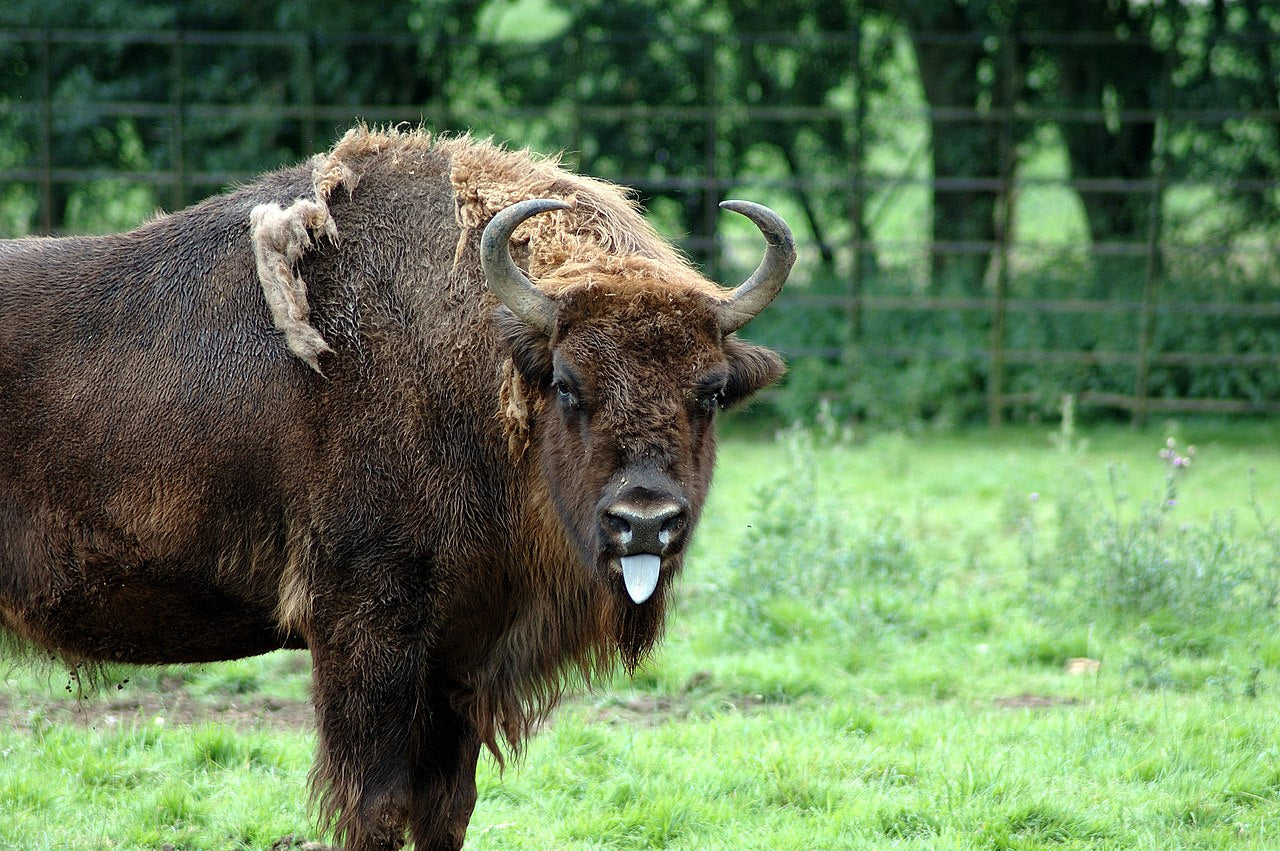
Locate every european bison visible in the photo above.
<box><xmin>0</xmin><ymin>127</ymin><xmax>793</xmax><ymax>849</ymax></box>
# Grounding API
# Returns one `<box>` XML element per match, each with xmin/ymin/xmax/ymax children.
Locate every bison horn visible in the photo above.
<box><xmin>481</xmin><ymin>198</ymin><xmax>571</xmax><ymax>335</ymax></box>
<box><xmin>716</xmin><ymin>200</ymin><xmax>796</xmax><ymax>334</ymax></box>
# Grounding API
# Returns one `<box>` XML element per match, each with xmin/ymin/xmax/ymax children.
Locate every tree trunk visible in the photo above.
<box><xmin>900</xmin><ymin>13</ymin><xmax>1003</xmax><ymax>295</ymax></box>
<box><xmin>1052</xmin><ymin>39</ymin><xmax>1161</xmax><ymax>297</ymax></box>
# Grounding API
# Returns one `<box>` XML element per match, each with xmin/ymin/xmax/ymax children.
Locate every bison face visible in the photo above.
<box><xmin>499</xmin><ymin>287</ymin><xmax>783</xmax><ymax>593</ymax></box>
<box><xmin>486</xmin><ymin>199</ymin><xmax>793</xmax><ymax>665</ymax></box>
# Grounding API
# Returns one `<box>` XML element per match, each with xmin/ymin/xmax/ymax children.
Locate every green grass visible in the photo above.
<box><xmin>3</xmin><ymin>422</ymin><xmax>1280</xmax><ymax>848</ymax></box>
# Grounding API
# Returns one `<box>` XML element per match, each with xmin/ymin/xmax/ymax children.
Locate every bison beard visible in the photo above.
<box><xmin>0</xmin><ymin>126</ymin><xmax>792</xmax><ymax>851</ymax></box>
<box><xmin>616</xmin><ymin>588</ymin><xmax>665</xmax><ymax>672</ymax></box>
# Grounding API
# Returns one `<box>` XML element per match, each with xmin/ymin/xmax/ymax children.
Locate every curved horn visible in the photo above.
<box><xmin>481</xmin><ymin>198</ymin><xmax>571</xmax><ymax>335</ymax></box>
<box><xmin>716</xmin><ymin>200</ymin><xmax>796</xmax><ymax>333</ymax></box>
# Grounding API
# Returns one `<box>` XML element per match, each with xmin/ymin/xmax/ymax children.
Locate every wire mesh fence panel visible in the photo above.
<box><xmin>0</xmin><ymin>19</ymin><xmax>1276</xmax><ymax>422</ymax></box>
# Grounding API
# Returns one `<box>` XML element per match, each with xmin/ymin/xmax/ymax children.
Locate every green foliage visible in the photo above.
<box><xmin>1022</xmin><ymin>435</ymin><xmax>1280</xmax><ymax>643</ymax></box>
<box><xmin>714</xmin><ymin>422</ymin><xmax>935</xmax><ymax>646</ymax></box>
<box><xmin>757</xmin><ymin>260</ymin><xmax>1280</xmax><ymax>429</ymax></box>
<box><xmin>1</xmin><ymin>2</ymin><xmax>1276</xmax><ymax>424</ymax></box>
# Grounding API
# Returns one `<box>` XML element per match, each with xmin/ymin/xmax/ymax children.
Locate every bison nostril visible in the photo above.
<box><xmin>659</xmin><ymin>511</ymin><xmax>686</xmax><ymax>541</ymax></box>
<box><xmin>604</xmin><ymin>512</ymin><xmax>633</xmax><ymax>541</ymax></box>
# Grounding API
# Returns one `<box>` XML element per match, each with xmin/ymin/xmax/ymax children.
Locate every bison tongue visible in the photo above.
<box><xmin>620</xmin><ymin>554</ymin><xmax>661</xmax><ymax>604</ymax></box>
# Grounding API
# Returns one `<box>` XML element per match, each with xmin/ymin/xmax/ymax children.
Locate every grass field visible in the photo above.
<box><xmin>3</xmin><ymin>420</ymin><xmax>1280</xmax><ymax>849</ymax></box>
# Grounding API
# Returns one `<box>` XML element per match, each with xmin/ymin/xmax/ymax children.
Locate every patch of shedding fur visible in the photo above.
<box><xmin>312</xmin><ymin>152</ymin><xmax>358</xmax><ymax>203</ymax></box>
<box><xmin>249</xmin><ymin>198</ymin><xmax>336</xmax><ymax>373</ymax></box>
<box><xmin>497</xmin><ymin>359</ymin><xmax>532</xmax><ymax>460</ymax></box>
<box><xmin>248</xmin><ymin>123</ymin><xmax>422</xmax><ymax>374</ymax></box>
<box><xmin>321</xmin><ymin>122</ymin><xmax>437</xmax><ymax>183</ymax></box>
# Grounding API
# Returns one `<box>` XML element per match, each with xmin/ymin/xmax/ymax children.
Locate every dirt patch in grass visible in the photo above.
<box><xmin>585</xmin><ymin>684</ymin><xmax>774</xmax><ymax>727</ymax></box>
<box><xmin>588</xmin><ymin>694</ymin><xmax>690</xmax><ymax>726</ymax></box>
<box><xmin>994</xmin><ymin>693</ymin><xmax>1082</xmax><ymax>709</ymax></box>
<box><xmin>0</xmin><ymin>690</ymin><xmax>314</xmax><ymax>730</ymax></box>
<box><xmin>3</xmin><ymin>665</ymin><xmax>772</xmax><ymax>733</ymax></box>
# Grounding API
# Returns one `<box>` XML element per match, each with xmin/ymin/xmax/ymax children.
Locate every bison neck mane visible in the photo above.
<box><xmin>274</xmin><ymin>126</ymin><xmax>695</xmax><ymax>760</ymax></box>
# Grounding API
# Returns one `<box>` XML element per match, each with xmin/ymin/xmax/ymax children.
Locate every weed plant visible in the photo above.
<box><xmin>715</xmin><ymin>421</ymin><xmax>933</xmax><ymax>648</ymax></box>
<box><xmin>706</xmin><ymin>433</ymin><xmax>895</xmax><ymax>618</ymax></box>
<box><xmin>1023</xmin><ymin>431</ymin><xmax>1280</xmax><ymax>638</ymax></box>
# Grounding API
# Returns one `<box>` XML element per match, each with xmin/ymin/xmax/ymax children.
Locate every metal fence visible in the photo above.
<box><xmin>1</xmin><ymin>25</ymin><xmax>1278</xmax><ymax>423</ymax></box>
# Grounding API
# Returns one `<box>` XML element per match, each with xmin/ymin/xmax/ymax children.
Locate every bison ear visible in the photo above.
<box><xmin>721</xmin><ymin>336</ymin><xmax>786</xmax><ymax>410</ymax></box>
<box><xmin>495</xmin><ymin>306</ymin><xmax>553</xmax><ymax>387</ymax></box>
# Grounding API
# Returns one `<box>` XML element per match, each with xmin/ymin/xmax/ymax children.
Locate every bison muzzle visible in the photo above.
<box><xmin>0</xmin><ymin>127</ymin><xmax>793</xmax><ymax>850</ymax></box>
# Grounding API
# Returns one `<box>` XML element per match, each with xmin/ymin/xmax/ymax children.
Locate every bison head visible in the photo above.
<box><xmin>484</xmin><ymin>199</ymin><xmax>793</xmax><ymax>666</ymax></box>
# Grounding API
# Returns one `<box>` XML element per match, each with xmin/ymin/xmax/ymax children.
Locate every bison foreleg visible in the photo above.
<box><xmin>407</xmin><ymin>691</ymin><xmax>482</xmax><ymax>851</ymax></box>
<box><xmin>310</xmin><ymin>637</ymin><xmax>419</xmax><ymax>850</ymax></box>
<box><xmin>308</xmin><ymin>628</ymin><xmax>482</xmax><ymax>850</ymax></box>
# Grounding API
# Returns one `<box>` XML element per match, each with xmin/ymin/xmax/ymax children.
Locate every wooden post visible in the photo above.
<box><xmin>170</xmin><ymin>29</ymin><xmax>186</xmax><ymax>210</ymax></box>
<box><xmin>38</xmin><ymin>29</ymin><xmax>53</xmax><ymax>235</ymax></box>
<box><xmin>298</xmin><ymin>34</ymin><xmax>317</xmax><ymax>155</ymax></box>
<box><xmin>568</xmin><ymin>36</ymin><xmax>582</xmax><ymax>169</ymax></box>
<box><xmin>987</xmin><ymin>28</ymin><xmax>1017</xmax><ymax>428</ymax></box>
<box><xmin>1132</xmin><ymin>28</ymin><xmax>1173</xmax><ymax>427</ymax></box>
<box><xmin>704</xmin><ymin>35</ymin><xmax>720</xmax><ymax>278</ymax></box>
<box><xmin>848</xmin><ymin>11</ymin><xmax>866</xmax><ymax>347</ymax></box>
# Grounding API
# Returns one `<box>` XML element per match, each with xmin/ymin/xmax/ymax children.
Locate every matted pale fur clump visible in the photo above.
<box><xmin>249</xmin><ymin>126</ymin><xmax>723</xmax><ymax>371</ymax></box>
<box><xmin>248</xmin><ymin>198</ymin><xmax>336</xmax><ymax>374</ymax></box>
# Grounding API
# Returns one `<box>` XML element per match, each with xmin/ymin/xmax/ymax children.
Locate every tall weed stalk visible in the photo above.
<box><xmin>1030</xmin><ymin>435</ymin><xmax>1278</xmax><ymax>631</ymax></box>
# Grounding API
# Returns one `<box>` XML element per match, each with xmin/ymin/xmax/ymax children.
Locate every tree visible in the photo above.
<box><xmin>0</xmin><ymin>0</ymin><xmax>434</xmax><ymax>231</ymax></box>
<box><xmin>872</xmin><ymin>0</ymin><xmax>1279</xmax><ymax>296</ymax></box>
<box><xmin>1018</xmin><ymin>0</ymin><xmax>1167</xmax><ymax>297</ymax></box>
<box><xmin>1165</xmin><ymin>0</ymin><xmax>1280</xmax><ymax>240</ymax></box>
<box><xmin>869</xmin><ymin>0</ymin><xmax>1019</xmax><ymax>295</ymax></box>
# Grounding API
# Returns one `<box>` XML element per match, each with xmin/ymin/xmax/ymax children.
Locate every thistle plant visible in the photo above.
<box><xmin>1029</xmin><ymin>433</ymin><xmax>1274</xmax><ymax>635</ymax></box>
<box><xmin>1049</xmin><ymin>393</ymin><xmax>1088</xmax><ymax>456</ymax></box>
<box><xmin>1158</xmin><ymin>437</ymin><xmax>1195</xmax><ymax>511</ymax></box>
<box><xmin>719</xmin><ymin>424</ymin><xmax>926</xmax><ymax>645</ymax></box>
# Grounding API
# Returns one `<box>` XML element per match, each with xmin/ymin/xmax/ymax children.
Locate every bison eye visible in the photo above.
<box><xmin>553</xmin><ymin>380</ymin><xmax>580</xmax><ymax>411</ymax></box>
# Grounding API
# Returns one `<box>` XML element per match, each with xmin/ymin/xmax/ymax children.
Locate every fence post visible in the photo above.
<box><xmin>704</xmin><ymin>34</ymin><xmax>720</xmax><ymax>279</ymax></box>
<box><xmin>848</xmin><ymin>11</ymin><xmax>866</xmax><ymax>347</ymax></box>
<box><xmin>429</xmin><ymin>35</ymin><xmax>452</xmax><ymax>130</ymax></box>
<box><xmin>986</xmin><ymin>27</ymin><xmax>1016</xmax><ymax>428</ymax></box>
<box><xmin>38</xmin><ymin>29</ymin><xmax>53</xmax><ymax>235</ymax></box>
<box><xmin>568</xmin><ymin>36</ymin><xmax>582</xmax><ymax>168</ymax></box>
<box><xmin>297</xmin><ymin>34</ymin><xmax>317</xmax><ymax>155</ymax></box>
<box><xmin>1132</xmin><ymin>28</ymin><xmax>1173</xmax><ymax>428</ymax></box>
<box><xmin>170</xmin><ymin>29</ymin><xmax>186</xmax><ymax>210</ymax></box>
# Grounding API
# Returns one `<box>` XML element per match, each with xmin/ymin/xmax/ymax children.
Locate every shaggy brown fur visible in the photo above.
<box><xmin>0</xmin><ymin>126</ymin><xmax>787</xmax><ymax>850</ymax></box>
